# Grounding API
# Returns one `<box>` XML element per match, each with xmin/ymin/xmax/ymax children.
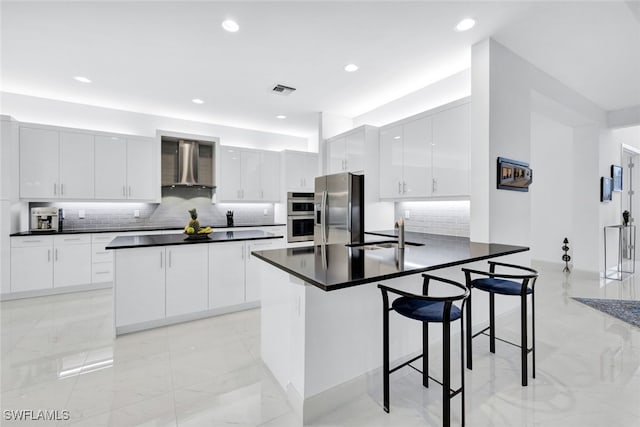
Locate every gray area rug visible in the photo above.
<box><xmin>572</xmin><ymin>298</ymin><xmax>640</xmax><ymax>329</ymax></box>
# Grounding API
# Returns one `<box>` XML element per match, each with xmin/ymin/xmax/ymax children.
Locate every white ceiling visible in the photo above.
<box><xmin>1</xmin><ymin>1</ymin><xmax>638</xmax><ymax>138</ymax></box>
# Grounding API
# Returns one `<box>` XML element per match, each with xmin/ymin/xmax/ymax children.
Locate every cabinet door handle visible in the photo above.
<box><xmin>95</xmin><ymin>251</ymin><xmax>109</xmax><ymax>255</ymax></box>
<box><xmin>47</xmin><ymin>249</ymin><xmax>51</xmax><ymax>262</ymax></box>
<box><xmin>24</xmin><ymin>239</ymin><xmax>42</xmax><ymax>243</ymax></box>
<box><xmin>241</xmin><ymin>245</ymin><xmax>244</xmax><ymax>260</ymax></box>
<box><xmin>403</xmin><ymin>181</ymin><xmax>407</xmax><ymax>194</ymax></box>
<box><xmin>64</xmin><ymin>238</ymin><xmax>81</xmax><ymax>242</ymax></box>
<box><xmin>53</xmin><ymin>183</ymin><xmax>57</xmax><ymax>196</ymax></box>
<box><xmin>122</xmin><ymin>186</ymin><xmax>126</xmax><ymax>196</ymax></box>
<box><xmin>261</xmin><ymin>189</ymin><xmax>264</xmax><ymax>199</ymax></box>
<box><xmin>95</xmin><ymin>271</ymin><xmax>110</xmax><ymax>275</ymax></box>
<box><xmin>128</xmin><ymin>186</ymin><xmax>132</xmax><ymax>197</ymax></box>
<box><xmin>55</xmin><ymin>249</ymin><xmax>58</xmax><ymax>261</ymax></box>
<box><xmin>432</xmin><ymin>178</ymin><xmax>437</xmax><ymax>193</ymax></box>
<box><xmin>168</xmin><ymin>251</ymin><xmax>172</xmax><ymax>268</ymax></box>
<box><xmin>160</xmin><ymin>252</ymin><xmax>163</xmax><ymax>268</ymax></box>
<box><xmin>398</xmin><ymin>182</ymin><xmax>402</xmax><ymax>194</ymax></box>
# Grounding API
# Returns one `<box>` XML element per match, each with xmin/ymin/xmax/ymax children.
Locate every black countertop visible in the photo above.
<box><xmin>11</xmin><ymin>223</ymin><xmax>285</xmax><ymax>237</ymax></box>
<box><xmin>106</xmin><ymin>230</ymin><xmax>283</xmax><ymax>250</ymax></box>
<box><xmin>251</xmin><ymin>231</ymin><xmax>528</xmax><ymax>291</ymax></box>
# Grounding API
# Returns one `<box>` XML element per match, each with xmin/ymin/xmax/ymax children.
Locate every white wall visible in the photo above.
<box><xmin>530</xmin><ymin>113</ymin><xmax>574</xmax><ymax>264</ymax></box>
<box><xmin>0</xmin><ymin>92</ymin><xmax>310</xmax><ymax>152</ymax></box>
<box><xmin>353</xmin><ymin>69</ymin><xmax>470</xmax><ymax>128</ymax></box>
<box><xmin>613</xmin><ymin>125</ymin><xmax>640</xmax><ymax>150</ymax></box>
<box><xmin>471</xmin><ymin>39</ymin><xmax>609</xmax><ymax>272</ymax></box>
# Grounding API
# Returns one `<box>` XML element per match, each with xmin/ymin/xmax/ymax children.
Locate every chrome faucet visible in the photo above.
<box><xmin>395</xmin><ymin>217</ymin><xmax>405</xmax><ymax>249</ymax></box>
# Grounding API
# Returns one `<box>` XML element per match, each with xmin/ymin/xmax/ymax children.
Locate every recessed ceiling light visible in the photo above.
<box><xmin>192</xmin><ymin>98</ymin><xmax>204</xmax><ymax>104</ymax></box>
<box><xmin>455</xmin><ymin>18</ymin><xmax>476</xmax><ymax>32</ymax></box>
<box><xmin>73</xmin><ymin>76</ymin><xmax>92</xmax><ymax>83</ymax></box>
<box><xmin>276</xmin><ymin>115</ymin><xmax>287</xmax><ymax>119</ymax></box>
<box><xmin>222</xmin><ymin>20</ymin><xmax>239</xmax><ymax>33</ymax></box>
<box><xmin>344</xmin><ymin>64</ymin><xmax>359</xmax><ymax>72</ymax></box>
<box><xmin>393</xmin><ymin>136</ymin><xmax>401</xmax><ymax>140</ymax></box>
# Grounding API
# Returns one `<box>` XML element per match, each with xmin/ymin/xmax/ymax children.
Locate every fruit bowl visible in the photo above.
<box><xmin>184</xmin><ymin>232</ymin><xmax>212</xmax><ymax>240</ymax></box>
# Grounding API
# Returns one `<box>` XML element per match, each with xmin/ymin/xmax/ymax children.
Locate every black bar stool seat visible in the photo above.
<box><xmin>392</xmin><ymin>298</ymin><xmax>463</xmax><ymax>322</ymax></box>
<box><xmin>471</xmin><ymin>278</ymin><xmax>533</xmax><ymax>295</ymax></box>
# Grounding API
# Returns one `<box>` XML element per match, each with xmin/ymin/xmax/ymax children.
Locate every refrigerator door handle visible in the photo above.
<box><xmin>347</xmin><ymin>200</ymin><xmax>352</xmax><ymax>232</ymax></box>
<box><xmin>322</xmin><ymin>190</ymin><xmax>328</xmax><ymax>244</ymax></box>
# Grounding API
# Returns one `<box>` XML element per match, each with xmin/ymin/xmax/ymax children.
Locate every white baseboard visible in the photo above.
<box><xmin>115</xmin><ymin>301</ymin><xmax>260</xmax><ymax>335</ymax></box>
<box><xmin>0</xmin><ymin>281</ymin><xmax>112</xmax><ymax>301</ymax></box>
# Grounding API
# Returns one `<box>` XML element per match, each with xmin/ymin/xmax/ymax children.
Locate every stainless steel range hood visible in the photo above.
<box><xmin>161</xmin><ymin>138</ymin><xmax>215</xmax><ymax>188</ymax></box>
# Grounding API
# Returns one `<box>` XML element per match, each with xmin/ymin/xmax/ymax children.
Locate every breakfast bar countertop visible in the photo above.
<box><xmin>252</xmin><ymin>231</ymin><xmax>529</xmax><ymax>291</ymax></box>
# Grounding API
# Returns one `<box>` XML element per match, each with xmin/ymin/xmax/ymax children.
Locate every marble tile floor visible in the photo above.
<box><xmin>1</xmin><ymin>264</ymin><xmax>639</xmax><ymax>427</ymax></box>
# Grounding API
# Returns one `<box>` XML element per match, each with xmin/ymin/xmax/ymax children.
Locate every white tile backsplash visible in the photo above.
<box><xmin>395</xmin><ymin>200</ymin><xmax>470</xmax><ymax>237</ymax></box>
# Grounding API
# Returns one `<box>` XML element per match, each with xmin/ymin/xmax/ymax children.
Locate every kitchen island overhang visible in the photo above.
<box><xmin>252</xmin><ymin>232</ymin><xmax>529</xmax><ymax>423</ymax></box>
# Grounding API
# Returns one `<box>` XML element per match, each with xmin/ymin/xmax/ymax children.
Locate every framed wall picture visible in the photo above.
<box><xmin>611</xmin><ymin>165</ymin><xmax>622</xmax><ymax>192</ymax></box>
<box><xmin>601</xmin><ymin>177</ymin><xmax>613</xmax><ymax>202</ymax></box>
<box><xmin>497</xmin><ymin>157</ymin><xmax>533</xmax><ymax>192</ymax></box>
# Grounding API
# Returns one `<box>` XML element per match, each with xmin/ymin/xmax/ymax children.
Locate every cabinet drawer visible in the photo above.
<box><xmin>54</xmin><ymin>234</ymin><xmax>91</xmax><ymax>245</ymax></box>
<box><xmin>92</xmin><ymin>246</ymin><xmax>114</xmax><ymax>263</ymax></box>
<box><xmin>11</xmin><ymin>235</ymin><xmax>53</xmax><ymax>248</ymax></box>
<box><xmin>91</xmin><ymin>233</ymin><xmax>120</xmax><ymax>244</ymax></box>
<box><xmin>92</xmin><ymin>264</ymin><xmax>114</xmax><ymax>283</ymax></box>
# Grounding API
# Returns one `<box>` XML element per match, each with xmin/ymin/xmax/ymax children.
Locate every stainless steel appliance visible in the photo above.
<box><xmin>314</xmin><ymin>172</ymin><xmax>364</xmax><ymax>245</ymax></box>
<box><xmin>161</xmin><ymin>137</ymin><xmax>215</xmax><ymax>188</ymax></box>
<box><xmin>30</xmin><ymin>207</ymin><xmax>61</xmax><ymax>232</ymax></box>
<box><xmin>287</xmin><ymin>192</ymin><xmax>314</xmax><ymax>242</ymax></box>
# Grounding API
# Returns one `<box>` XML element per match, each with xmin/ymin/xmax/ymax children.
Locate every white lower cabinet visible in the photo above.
<box><xmin>209</xmin><ymin>241</ymin><xmax>246</xmax><ymax>309</ymax></box>
<box><xmin>10</xmin><ymin>235</ymin><xmax>91</xmax><ymax>292</ymax></box>
<box><xmin>10</xmin><ymin>237</ymin><xmax>54</xmax><ymax>292</ymax></box>
<box><xmin>245</xmin><ymin>239</ymin><xmax>284</xmax><ymax>302</ymax></box>
<box><xmin>53</xmin><ymin>235</ymin><xmax>91</xmax><ymax>287</ymax></box>
<box><xmin>115</xmin><ymin>247</ymin><xmax>166</xmax><ymax>327</ymax></box>
<box><xmin>166</xmin><ymin>245</ymin><xmax>209</xmax><ymax>317</ymax></box>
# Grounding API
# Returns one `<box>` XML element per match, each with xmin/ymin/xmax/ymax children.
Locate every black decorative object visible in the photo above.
<box><xmin>226</xmin><ymin>210</ymin><xmax>234</xmax><ymax>226</ymax></box>
<box><xmin>562</xmin><ymin>238</ymin><xmax>571</xmax><ymax>273</ymax></box>
<box><xmin>611</xmin><ymin>165</ymin><xmax>623</xmax><ymax>192</ymax></box>
<box><xmin>497</xmin><ymin>157</ymin><xmax>533</xmax><ymax>192</ymax></box>
<box><xmin>623</xmin><ymin>210</ymin><xmax>630</xmax><ymax>226</ymax></box>
<box><xmin>601</xmin><ymin>177</ymin><xmax>613</xmax><ymax>202</ymax></box>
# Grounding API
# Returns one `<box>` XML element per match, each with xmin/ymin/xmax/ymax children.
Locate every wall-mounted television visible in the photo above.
<box><xmin>497</xmin><ymin>157</ymin><xmax>533</xmax><ymax>192</ymax></box>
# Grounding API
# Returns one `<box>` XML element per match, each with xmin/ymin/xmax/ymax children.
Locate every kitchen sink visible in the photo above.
<box><xmin>347</xmin><ymin>240</ymin><xmax>424</xmax><ymax>250</ymax></box>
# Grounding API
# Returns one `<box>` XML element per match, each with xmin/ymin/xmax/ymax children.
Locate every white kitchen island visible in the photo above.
<box><xmin>252</xmin><ymin>232</ymin><xmax>529</xmax><ymax>423</ymax></box>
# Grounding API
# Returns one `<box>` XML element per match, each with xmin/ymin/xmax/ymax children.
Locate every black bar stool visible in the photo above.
<box><xmin>378</xmin><ymin>274</ymin><xmax>470</xmax><ymax>427</ymax></box>
<box><xmin>462</xmin><ymin>261</ymin><xmax>539</xmax><ymax>386</ymax></box>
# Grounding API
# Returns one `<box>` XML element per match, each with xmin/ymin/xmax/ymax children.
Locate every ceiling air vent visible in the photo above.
<box><xmin>271</xmin><ymin>84</ymin><xmax>296</xmax><ymax>96</ymax></box>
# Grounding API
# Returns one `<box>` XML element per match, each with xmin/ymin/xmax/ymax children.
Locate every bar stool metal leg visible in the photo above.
<box><xmin>423</xmin><ymin>323</ymin><xmax>429</xmax><ymax>388</ymax></box>
<box><xmin>521</xmin><ymin>292</ymin><xmax>528</xmax><ymax>387</ymax></box>
<box><xmin>532</xmin><ymin>291</ymin><xmax>536</xmax><ymax>379</ymax></box>
<box><xmin>382</xmin><ymin>291</ymin><xmax>390</xmax><ymax>413</ymax></box>
<box><xmin>489</xmin><ymin>292</ymin><xmax>496</xmax><ymax>353</ymax></box>
<box><xmin>460</xmin><ymin>312</ymin><xmax>465</xmax><ymax>427</ymax></box>
<box><xmin>443</xmin><ymin>319</ymin><xmax>451</xmax><ymax>427</ymax></box>
<box><xmin>465</xmin><ymin>271</ymin><xmax>473</xmax><ymax>370</ymax></box>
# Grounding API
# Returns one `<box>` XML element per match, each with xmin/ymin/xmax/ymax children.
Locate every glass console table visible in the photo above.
<box><xmin>603</xmin><ymin>224</ymin><xmax>636</xmax><ymax>280</ymax></box>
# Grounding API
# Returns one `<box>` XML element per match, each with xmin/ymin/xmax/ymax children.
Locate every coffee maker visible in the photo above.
<box><xmin>30</xmin><ymin>207</ymin><xmax>61</xmax><ymax>232</ymax></box>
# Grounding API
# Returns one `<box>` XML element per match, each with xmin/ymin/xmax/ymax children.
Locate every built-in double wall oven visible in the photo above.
<box><xmin>287</xmin><ymin>192</ymin><xmax>314</xmax><ymax>243</ymax></box>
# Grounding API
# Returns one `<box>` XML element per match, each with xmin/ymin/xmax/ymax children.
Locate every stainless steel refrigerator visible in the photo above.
<box><xmin>314</xmin><ymin>172</ymin><xmax>364</xmax><ymax>245</ymax></box>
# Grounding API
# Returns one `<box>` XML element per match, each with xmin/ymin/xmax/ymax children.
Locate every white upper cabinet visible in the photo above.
<box><xmin>59</xmin><ymin>132</ymin><xmax>95</xmax><ymax>199</ymax></box>
<box><xmin>20</xmin><ymin>123</ymin><xmax>157</xmax><ymax>202</ymax></box>
<box><xmin>402</xmin><ymin>116</ymin><xmax>432</xmax><ymax>198</ymax></box>
<box><xmin>325</xmin><ymin>127</ymin><xmax>366</xmax><ymax>174</ymax></box>
<box><xmin>379</xmin><ymin>125</ymin><xmax>405</xmax><ymax>199</ymax></box>
<box><xmin>327</xmin><ymin>136</ymin><xmax>347</xmax><ymax>174</ymax></box>
<box><xmin>240</xmin><ymin>150</ymin><xmax>261</xmax><ymax>201</ymax></box>
<box><xmin>19</xmin><ymin>127</ymin><xmax>60</xmax><ymax>199</ymax></box>
<box><xmin>260</xmin><ymin>150</ymin><xmax>281</xmax><ymax>201</ymax></box>
<box><xmin>379</xmin><ymin>99</ymin><xmax>470</xmax><ymax>200</ymax></box>
<box><xmin>283</xmin><ymin>150</ymin><xmax>318</xmax><ymax>191</ymax></box>
<box><xmin>20</xmin><ymin>127</ymin><xmax>95</xmax><ymax>200</ymax></box>
<box><xmin>218</xmin><ymin>146</ymin><xmax>282</xmax><ymax>202</ymax></box>
<box><xmin>95</xmin><ymin>136</ymin><xmax>155</xmax><ymax>201</ymax></box>
<box><xmin>95</xmin><ymin>136</ymin><xmax>127</xmax><ymax>199</ymax></box>
<box><xmin>431</xmin><ymin>104</ymin><xmax>470</xmax><ymax>196</ymax></box>
<box><xmin>126</xmin><ymin>138</ymin><xmax>155</xmax><ymax>200</ymax></box>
